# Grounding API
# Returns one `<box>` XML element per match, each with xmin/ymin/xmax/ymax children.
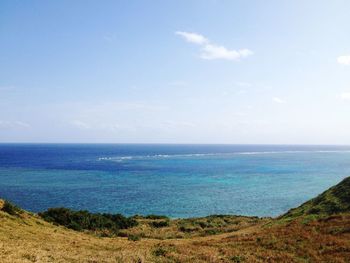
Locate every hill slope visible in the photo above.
<box><xmin>281</xmin><ymin>176</ymin><xmax>350</xmax><ymax>220</ymax></box>
<box><xmin>1</xmin><ymin>177</ymin><xmax>350</xmax><ymax>262</ymax></box>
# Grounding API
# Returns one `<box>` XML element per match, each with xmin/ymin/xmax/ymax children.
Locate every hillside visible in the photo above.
<box><xmin>281</xmin><ymin>176</ymin><xmax>350</xmax><ymax>220</ymax></box>
<box><xmin>1</xmin><ymin>177</ymin><xmax>350</xmax><ymax>262</ymax></box>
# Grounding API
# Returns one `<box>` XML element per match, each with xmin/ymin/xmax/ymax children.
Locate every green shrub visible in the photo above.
<box><xmin>152</xmin><ymin>246</ymin><xmax>167</xmax><ymax>257</ymax></box>
<box><xmin>178</xmin><ymin>225</ymin><xmax>199</xmax><ymax>232</ymax></box>
<box><xmin>230</xmin><ymin>255</ymin><xmax>245</xmax><ymax>262</ymax></box>
<box><xmin>128</xmin><ymin>234</ymin><xmax>141</xmax><ymax>241</ymax></box>
<box><xmin>144</xmin><ymin>214</ymin><xmax>169</xmax><ymax>220</ymax></box>
<box><xmin>198</xmin><ymin>221</ymin><xmax>210</xmax><ymax>228</ymax></box>
<box><xmin>204</xmin><ymin>229</ymin><xmax>220</xmax><ymax>235</ymax></box>
<box><xmin>2</xmin><ymin>200</ymin><xmax>22</xmax><ymax>216</ymax></box>
<box><xmin>150</xmin><ymin>220</ymin><xmax>169</xmax><ymax>228</ymax></box>
<box><xmin>39</xmin><ymin>207</ymin><xmax>138</xmax><ymax>233</ymax></box>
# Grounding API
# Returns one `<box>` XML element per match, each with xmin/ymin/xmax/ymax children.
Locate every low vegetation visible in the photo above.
<box><xmin>117</xmin><ymin>214</ymin><xmax>266</xmax><ymax>240</ymax></box>
<box><xmin>0</xmin><ymin>176</ymin><xmax>350</xmax><ymax>262</ymax></box>
<box><xmin>281</xmin><ymin>176</ymin><xmax>350</xmax><ymax>220</ymax></box>
<box><xmin>39</xmin><ymin>207</ymin><xmax>138</xmax><ymax>235</ymax></box>
<box><xmin>0</xmin><ymin>199</ymin><xmax>22</xmax><ymax>216</ymax></box>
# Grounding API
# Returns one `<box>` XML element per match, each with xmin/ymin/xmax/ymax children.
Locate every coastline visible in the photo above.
<box><xmin>1</xmin><ymin>176</ymin><xmax>350</xmax><ymax>262</ymax></box>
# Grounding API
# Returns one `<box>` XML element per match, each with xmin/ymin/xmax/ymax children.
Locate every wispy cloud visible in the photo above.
<box><xmin>273</xmin><ymin>97</ymin><xmax>286</xmax><ymax>104</ymax></box>
<box><xmin>69</xmin><ymin>120</ymin><xmax>140</xmax><ymax>133</ymax></box>
<box><xmin>200</xmin><ymin>45</ymin><xmax>253</xmax><ymax>60</ymax></box>
<box><xmin>339</xmin><ymin>92</ymin><xmax>350</xmax><ymax>101</ymax></box>
<box><xmin>175</xmin><ymin>31</ymin><xmax>208</xmax><ymax>45</ymax></box>
<box><xmin>65</xmin><ymin>100</ymin><xmax>170</xmax><ymax>134</ymax></box>
<box><xmin>0</xmin><ymin>120</ymin><xmax>30</xmax><ymax>129</ymax></box>
<box><xmin>337</xmin><ymin>55</ymin><xmax>350</xmax><ymax>65</ymax></box>
<box><xmin>176</xmin><ymin>31</ymin><xmax>253</xmax><ymax>61</ymax></box>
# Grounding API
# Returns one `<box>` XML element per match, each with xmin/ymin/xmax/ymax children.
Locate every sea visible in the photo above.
<box><xmin>0</xmin><ymin>143</ymin><xmax>350</xmax><ymax>218</ymax></box>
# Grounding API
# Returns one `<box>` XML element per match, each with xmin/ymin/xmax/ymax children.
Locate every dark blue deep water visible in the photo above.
<box><xmin>1</xmin><ymin>144</ymin><xmax>350</xmax><ymax>218</ymax></box>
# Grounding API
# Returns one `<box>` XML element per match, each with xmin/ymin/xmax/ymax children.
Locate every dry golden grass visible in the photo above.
<box><xmin>165</xmin><ymin>214</ymin><xmax>350</xmax><ymax>262</ymax></box>
<box><xmin>0</xmin><ymin>209</ymin><xmax>156</xmax><ymax>262</ymax></box>
<box><xmin>1</xmin><ymin>205</ymin><xmax>350</xmax><ymax>263</ymax></box>
<box><xmin>2</xmin><ymin>177</ymin><xmax>350</xmax><ymax>262</ymax></box>
<box><xmin>120</xmin><ymin>215</ymin><xmax>266</xmax><ymax>240</ymax></box>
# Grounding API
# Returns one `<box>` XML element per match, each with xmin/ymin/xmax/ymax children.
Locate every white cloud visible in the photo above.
<box><xmin>200</xmin><ymin>45</ymin><xmax>253</xmax><ymax>60</ymax></box>
<box><xmin>70</xmin><ymin>119</ymin><xmax>138</xmax><ymax>133</ymax></box>
<box><xmin>339</xmin><ymin>92</ymin><xmax>350</xmax><ymax>101</ymax></box>
<box><xmin>0</xmin><ymin>120</ymin><xmax>30</xmax><ymax>129</ymax></box>
<box><xmin>273</xmin><ymin>97</ymin><xmax>286</xmax><ymax>104</ymax></box>
<box><xmin>337</xmin><ymin>55</ymin><xmax>350</xmax><ymax>65</ymax></box>
<box><xmin>64</xmin><ymin>100</ymin><xmax>170</xmax><ymax>134</ymax></box>
<box><xmin>176</xmin><ymin>31</ymin><xmax>253</xmax><ymax>61</ymax></box>
<box><xmin>175</xmin><ymin>31</ymin><xmax>208</xmax><ymax>45</ymax></box>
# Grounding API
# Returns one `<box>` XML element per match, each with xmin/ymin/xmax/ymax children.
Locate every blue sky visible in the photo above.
<box><xmin>1</xmin><ymin>0</ymin><xmax>350</xmax><ymax>144</ymax></box>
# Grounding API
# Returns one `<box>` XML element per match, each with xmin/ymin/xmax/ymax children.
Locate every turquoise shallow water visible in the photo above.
<box><xmin>0</xmin><ymin>144</ymin><xmax>350</xmax><ymax>218</ymax></box>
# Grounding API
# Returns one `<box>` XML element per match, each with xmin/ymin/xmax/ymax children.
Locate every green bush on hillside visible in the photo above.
<box><xmin>1</xmin><ymin>200</ymin><xmax>22</xmax><ymax>216</ymax></box>
<box><xmin>144</xmin><ymin>214</ymin><xmax>169</xmax><ymax>220</ymax></box>
<box><xmin>150</xmin><ymin>220</ymin><xmax>170</xmax><ymax>228</ymax></box>
<box><xmin>281</xmin><ymin>176</ymin><xmax>350</xmax><ymax>220</ymax></box>
<box><xmin>39</xmin><ymin>207</ymin><xmax>138</xmax><ymax>233</ymax></box>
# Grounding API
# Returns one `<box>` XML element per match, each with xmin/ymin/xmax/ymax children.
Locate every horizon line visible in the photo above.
<box><xmin>1</xmin><ymin>142</ymin><xmax>350</xmax><ymax>147</ymax></box>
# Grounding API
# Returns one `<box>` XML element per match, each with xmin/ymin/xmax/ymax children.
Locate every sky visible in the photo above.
<box><xmin>1</xmin><ymin>0</ymin><xmax>350</xmax><ymax>144</ymax></box>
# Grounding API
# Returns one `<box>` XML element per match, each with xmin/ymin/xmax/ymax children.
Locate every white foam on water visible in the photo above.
<box><xmin>97</xmin><ymin>150</ymin><xmax>350</xmax><ymax>162</ymax></box>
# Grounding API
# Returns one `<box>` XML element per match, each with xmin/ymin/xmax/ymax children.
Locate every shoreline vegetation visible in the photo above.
<box><xmin>1</xmin><ymin>176</ymin><xmax>350</xmax><ymax>262</ymax></box>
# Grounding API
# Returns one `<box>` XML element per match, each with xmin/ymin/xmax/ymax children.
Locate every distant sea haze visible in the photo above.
<box><xmin>1</xmin><ymin>144</ymin><xmax>350</xmax><ymax>218</ymax></box>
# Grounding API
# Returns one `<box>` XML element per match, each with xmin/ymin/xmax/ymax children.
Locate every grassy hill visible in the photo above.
<box><xmin>1</xmin><ymin>177</ymin><xmax>350</xmax><ymax>262</ymax></box>
<box><xmin>281</xmin><ymin>176</ymin><xmax>350</xmax><ymax>220</ymax></box>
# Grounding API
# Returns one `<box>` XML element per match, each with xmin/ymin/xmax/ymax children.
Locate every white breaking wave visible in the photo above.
<box><xmin>97</xmin><ymin>150</ymin><xmax>350</xmax><ymax>162</ymax></box>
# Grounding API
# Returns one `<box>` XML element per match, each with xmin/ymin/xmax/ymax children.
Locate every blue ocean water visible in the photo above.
<box><xmin>0</xmin><ymin>144</ymin><xmax>350</xmax><ymax>218</ymax></box>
